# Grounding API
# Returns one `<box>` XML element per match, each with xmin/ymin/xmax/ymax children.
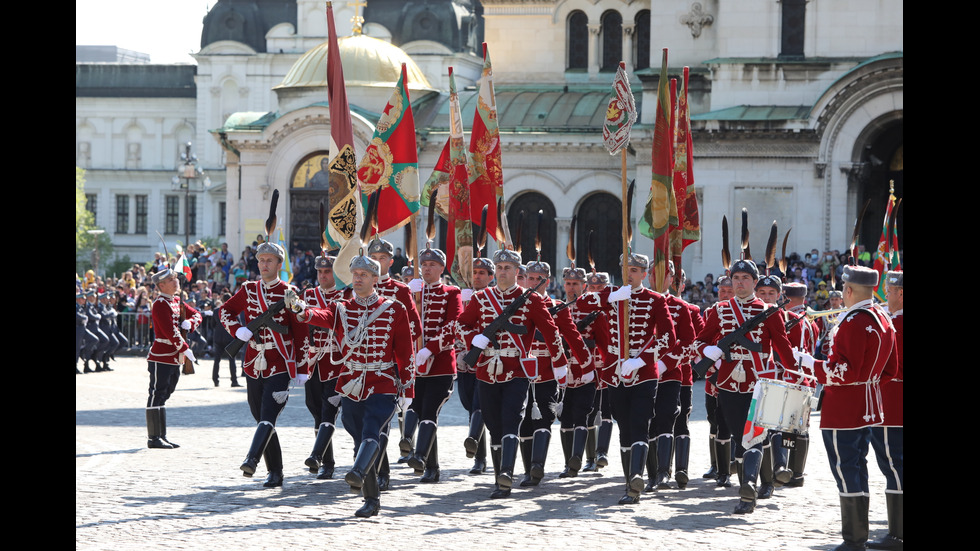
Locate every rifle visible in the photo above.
<box><xmin>224</xmin><ymin>299</ymin><xmax>289</xmax><ymax>358</ymax></box>
<box><xmin>459</xmin><ymin>278</ymin><xmax>546</xmax><ymax>370</ymax></box>
<box><xmin>692</xmin><ymin>298</ymin><xmax>789</xmax><ymax>379</ymax></box>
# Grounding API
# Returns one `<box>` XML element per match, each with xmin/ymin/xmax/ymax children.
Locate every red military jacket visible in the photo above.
<box><xmin>453</xmin><ymin>288</ymin><xmax>484</xmax><ymax>374</ymax></box>
<box><xmin>660</xmin><ymin>294</ymin><xmax>696</xmax><ymax>384</ymax></box>
<box><xmin>218</xmin><ymin>279</ymin><xmax>308</xmax><ymax>379</ymax></box>
<box><xmin>529</xmin><ymin>295</ymin><xmax>590</xmax><ymax>385</ymax></box>
<box><xmin>700</xmin><ymin>305</ymin><xmax>721</xmax><ymax>398</ymax></box>
<box><xmin>676</xmin><ymin>294</ymin><xmax>796</xmax><ymax>394</ymax></box>
<box><xmin>576</xmin><ymin>285</ymin><xmax>676</xmax><ymax>386</ymax></box>
<box><xmin>880</xmin><ymin>310</ymin><xmax>903</xmax><ymax>427</ymax></box>
<box><xmin>377</xmin><ymin>275</ymin><xmax>422</xmax><ymax>342</ymax></box>
<box><xmin>303</xmin><ymin>285</ymin><xmax>350</xmax><ymax>382</ymax></box>
<box><xmin>457</xmin><ymin>284</ymin><xmax>578</xmax><ymax>384</ymax></box>
<box><xmin>777</xmin><ymin>304</ymin><xmax>817</xmax><ymax>386</ymax></box>
<box><xmin>565</xmin><ymin>299</ymin><xmax>606</xmax><ymax>388</ymax></box>
<box><xmin>302</xmin><ymin>293</ymin><xmax>415</xmax><ymax>401</ymax></box>
<box><xmin>417</xmin><ymin>281</ymin><xmax>463</xmax><ymax>377</ymax></box>
<box><xmin>814</xmin><ymin>299</ymin><xmax>898</xmax><ymax>430</ymax></box>
<box><xmin>147</xmin><ymin>293</ymin><xmax>201</xmax><ymax>365</ymax></box>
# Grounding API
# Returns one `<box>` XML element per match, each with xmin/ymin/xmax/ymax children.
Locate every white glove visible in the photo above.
<box><xmin>472</xmin><ymin>334</ymin><xmax>490</xmax><ymax>349</ymax></box>
<box><xmin>609</xmin><ymin>285</ymin><xmax>632</xmax><ymax>302</ymax></box>
<box><xmin>284</xmin><ymin>289</ymin><xmax>306</xmax><ymax>314</ymax></box>
<box><xmin>657</xmin><ymin>360</ymin><xmax>667</xmax><ymax>373</ymax></box>
<box><xmin>408</xmin><ymin>278</ymin><xmax>424</xmax><ymax>293</ymax></box>
<box><xmin>180</xmin><ymin>320</ymin><xmax>192</xmax><ymax>330</ymax></box>
<box><xmin>619</xmin><ymin>357</ymin><xmax>645</xmax><ymax>377</ymax></box>
<box><xmin>704</xmin><ymin>345</ymin><xmax>723</xmax><ymax>362</ymax></box>
<box><xmin>235</xmin><ymin>327</ymin><xmax>253</xmax><ymax>341</ymax></box>
<box><xmin>553</xmin><ymin>365</ymin><xmax>568</xmax><ymax>381</ymax></box>
<box><xmin>415</xmin><ymin>348</ymin><xmax>433</xmax><ymax>367</ymax></box>
<box><xmin>793</xmin><ymin>348</ymin><xmax>815</xmax><ymax>369</ymax></box>
<box><xmin>203</xmin><ymin>310</ymin><xmax>214</xmax><ymax>317</ymax></box>
<box><xmin>398</xmin><ymin>396</ymin><xmax>413</xmax><ymax>411</ymax></box>
<box><xmin>461</xmin><ymin>288</ymin><xmax>474</xmax><ymax>301</ymax></box>
<box><xmin>293</xmin><ymin>373</ymin><xmax>309</xmax><ymax>386</ymax></box>
<box><xmin>581</xmin><ymin>371</ymin><xmax>595</xmax><ymax>384</ymax></box>
<box><xmin>183</xmin><ymin>348</ymin><xmax>197</xmax><ymax>364</ymax></box>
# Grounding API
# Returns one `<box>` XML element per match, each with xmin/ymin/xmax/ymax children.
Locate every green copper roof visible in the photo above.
<box><xmin>691</xmin><ymin>105</ymin><xmax>810</xmax><ymax>122</ymax></box>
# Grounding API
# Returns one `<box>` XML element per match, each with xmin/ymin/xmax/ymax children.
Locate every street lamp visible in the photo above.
<box><xmin>171</xmin><ymin>142</ymin><xmax>211</xmax><ymax>249</ymax></box>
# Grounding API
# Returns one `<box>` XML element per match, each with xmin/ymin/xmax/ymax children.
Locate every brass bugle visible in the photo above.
<box><xmin>806</xmin><ymin>307</ymin><xmax>847</xmax><ymax>319</ymax></box>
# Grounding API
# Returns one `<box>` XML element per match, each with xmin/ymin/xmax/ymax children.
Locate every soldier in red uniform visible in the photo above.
<box><xmin>674</xmin><ymin>260</ymin><xmax>796</xmax><ymax>514</ymax></box>
<box><xmin>794</xmin><ymin>266</ymin><xmax>898</xmax><ymax>550</ymax></box>
<box><xmin>456</xmin><ymin>249</ymin><xmax>581</xmax><ymax>499</ymax></box>
<box><xmin>703</xmin><ymin>275</ymin><xmax>734</xmax><ymax>486</ymax></box>
<box><xmin>407</xmin><ymin>246</ymin><xmax>462</xmax><ymax>483</ymax></box>
<box><xmin>867</xmin><ymin>271</ymin><xmax>903</xmax><ymax>550</ymax></box>
<box><xmin>672</xmin><ymin>269</ymin><xmax>704</xmax><ymax>488</ymax></box>
<box><xmin>145</xmin><ymin>268</ymin><xmax>201</xmax><ymax>449</ymax></box>
<box><xmin>583</xmin><ymin>272</ymin><xmax>614</xmax><ymax>472</ymax></box>
<box><xmin>458</xmin><ymin>258</ymin><xmax>494</xmax><ymax>475</ymax></box>
<box><xmin>518</xmin><ymin>260</ymin><xmax>589</xmax><ymax>486</ymax></box>
<box><xmin>575</xmin><ymin>253</ymin><xmax>676</xmax><ymax>504</ymax></box>
<box><xmin>777</xmin><ymin>281</ymin><xmax>817</xmax><ymax>489</ymax></box>
<box><xmin>295</xmin><ymin>252</ymin><xmax>415</xmax><ymax>517</ymax></box>
<box><xmin>302</xmin><ymin>254</ymin><xmax>349</xmax><ymax>479</ymax></box>
<box><xmin>219</xmin><ymin>242</ymin><xmax>308</xmax><ymax>488</ymax></box>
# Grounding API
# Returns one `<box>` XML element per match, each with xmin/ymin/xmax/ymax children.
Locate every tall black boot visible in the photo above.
<box><xmin>528</xmin><ymin>430</ymin><xmax>552</xmax><ymax>482</ymax></box>
<box><xmin>567</xmin><ymin>427</ymin><xmax>588</xmax><ymax>476</ymax></box>
<box><xmin>835</xmin><ymin>495</ymin><xmax>870</xmax><ymax>550</ymax></box>
<box><xmin>596</xmin><ymin>420</ymin><xmax>613</xmax><ymax>468</ymax></box>
<box><xmin>582</xmin><ymin>426</ymin><xmax>598</xmax><ymax>472</ymax></box>
<box><xmin>306</xmin><ymin>423</ymin><xmax>333</xmax><ymax>473</ymax></box>
<box><xmin>469</xmin><ymin>433</ymin><xmax>487</xmax><ymax>475</ymax></box>
<box><xmin>715</xmin><ymin>440</ymin><xmax>732</xmax><ymax>487</ymax></box>
<box><xmin>703</xmin><ymin>434</ymin><xmax>718</xmax><ymax>479</ymax></box>
<box><xmin>758</xmin><ymin>444</ymin><xmax>775</xmax><ymax>499</ymax></box>
<box><xmin>655</xmin><ymin>434</ymin><xmax>674</xmax><ymax>489</ymax></box>
<box><xmin>355</xmin><ymin>463</ymin><xmax>381</xmax><ymax>517</ymax></box>
<box><xmin>867</xmin><ymin>493</ymin><xmax>903</xmax><ymax>550</ymax></box>
<box><xmin>376</xmin><ymin>433</ymin><xmax>391</xmax><ymax>491</ymax></box>
<box><xmin>674</xmin><ymin>435</ymin><xmax>691</xmax><ymax>489</ymax></box>
<box><xmin>617</xmin><ymin>447</ymin><xmax>638</xmax><ymax>504</ymax></box>
<box><xmin>734</xmin><ymin>449</ymin><xmax>762</xmax><ymax>514</ymax></box>
<box><xmin>398</xmin><ymin>408</ymin><xmax>418</xmax><ymax>463</ymax></box>
<box><xmin>346</xmin><ymin>438</ymin><xmax>381</xmax><ymax>492</ymax></box>
<box><xmin>241</xmin><ymin>421</ymin><xmax>274</xmax><ymax>477</ymax></box>
<box><xmin>787</xmin><ymin>435</ymin><xmax>809</xmax><ymax>487</ymax></box>
<box><xmin>644</xmin><ymin>439</ymin><xmax>658</xmax><ymax>492</ymax></box>
<box><xmin>408</xmin><ymin>421</ymin><xmax>436</xmax><ymax>471</ymax></box>
<box><xmin>263</xmin><ymin>432</ymin><xmax>284</xmax><ymax>487</ymax></box>
<box><xmin>464</xmin><ymin>410</ymin><xmax>485</xmax><ymax>459</ymax></box>
<box><xmin>159</xmin><ymin>408</ymin><xmax>179</xmax><ymax>448</ymax></box>
<box><xmin>420</xmin><ymin>438</ymin><xmax>441</xmax><ymax>483</ymax></box>
<box><xmin>558</xmin><ymin>430</ymin><xmax>575</xmax><ymax>478</ymax></box>
<box><xmin>772</xmin><ymin>433</ymin><xmax>793</xmax><ymax>486</ymax></box>
<box><xmin>319</xmin><ymin>437</ymin><xmax>336</xmax><ymax>479</ymax></box>
<box><xmin>146</xmin><ymin>409</ymin><xmax>173</xmax><ymax>449</ymax></box>
<box><xmin>497</xmin><ymin>435</ymin><xmax>519</xmax><ymax>491</ymax></box>
<box><xmin>489</xmin><ymin>445</ymin><xmax>509</xmax><ymax>498</ymax></box>
<box><xmin>518</xmin><ymin>438</ymin><xmax>535</xmax><ymax>486</ymax></box>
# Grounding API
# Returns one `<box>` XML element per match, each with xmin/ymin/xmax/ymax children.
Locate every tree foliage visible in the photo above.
<box><xmin>75</xmin><ymin>167</ymin><xmax>113</xmax><ymax>274</ymax></box>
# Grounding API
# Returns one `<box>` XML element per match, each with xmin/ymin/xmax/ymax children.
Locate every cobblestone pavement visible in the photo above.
<box><xmin>77</xmin><ymin>357</ymin><xmax>893</xmax><ymax>550</ymax></box>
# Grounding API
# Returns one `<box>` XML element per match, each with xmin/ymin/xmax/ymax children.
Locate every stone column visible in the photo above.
<box><xmin>622</xmin><ymin>24</ymin><xmax>635</xmax><ymax>69</ymax></box>
<box><xmin>588</xmin><ymin>24</ymin><xmax>601</xmax><ymax>77</ymax></box>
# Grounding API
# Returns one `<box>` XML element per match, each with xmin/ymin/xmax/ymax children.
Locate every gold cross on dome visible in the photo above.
<box><xmin>348</xmin><ymin>0</ymin><xmax>367</xmax><ymax>35</ymax></box>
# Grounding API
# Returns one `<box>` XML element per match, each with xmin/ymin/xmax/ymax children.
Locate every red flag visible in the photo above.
<box><xmin>469</xmin><ymin>43</ymin><xmax>503</xmax><ymax>243</ymax></box>
<box><xmin>670</xmin><ymin>67</ymin><xmax>701</xmax><ymax>275</ymax></box>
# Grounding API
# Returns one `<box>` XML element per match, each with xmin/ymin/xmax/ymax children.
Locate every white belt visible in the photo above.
<box><xmin>348</xmin><ymin>361</ymin><xmax>395</xmax><ymax>372</ymax></box>
<box><xmin>154</xmin><ymin>338</ymin><xmax>176</xmax><ymax>346</ymax></box>
<box><xmin>608</xmin><ymin>345</ymin><xmax>656</xmax><ymax>355</ymax></box>
<box><xmin>249</xmin><ymin>341</ymin><xmax>278</xmax><ymax>351</ymax></box>
<box><xmin>728</xmin><ymin>352</ymin><xmax>769</xmax><ymax>361</ymax></box>
<box><xmin>311</xmin><ymin>344</ymin><xmax>338</xmax><ymax>353</ymax></box>
<box><xmin>483</xmin><ymin>348</ymin><xmax>521</xmax><ymax>358</ymax></box>
<box><xmin>530</xmin><ymin>350</ymin><xmax>550</xmax><ymax>358</ymax></box>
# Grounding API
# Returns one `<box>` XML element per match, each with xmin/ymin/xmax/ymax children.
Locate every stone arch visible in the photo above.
<box><xmin>507</xmin><ymin>191</ymin><xmax>557</xmax><ymax>269</ymax></box>
<box><xmin>600</xmin><ymin>10</ymin><xmax>622</xmax><ymax>72</ymax></box>
<box><xmin>575</xmin><ymin>191</ymin><xmax>623</xmax><ymax>281</ymax></box>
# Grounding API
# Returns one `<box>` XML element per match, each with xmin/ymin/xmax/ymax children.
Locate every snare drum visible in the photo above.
<box><xmin>751</xmin><ymin>378</ymin><xmax>818</xmax><ymax>435</ymax></box>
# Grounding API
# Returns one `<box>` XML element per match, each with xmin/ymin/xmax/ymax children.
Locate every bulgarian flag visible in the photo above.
<box><xmin>356</xmin><ymin>63</ymin><xmax>420</xmax><ymax>237</ymax></box>
<box><xmin>639</xmin><ymin>48</ymin><xmax>678</xmax><ymax>292</ymax></box>
<box><xmin>669</xmin><ymin>66</ymin><xmax>701</xmax><ymax>276</ymax></box>
<box><xmin>175</xmin><ymin>251</ymin><xmax>192</xmax><ymax>281</ymax></box>
<box><xmin>742</xmin><ymin>381</ymin><xmax>768</xmax><ymax>450</ymax></box>
<box><xmin>468</xmin><ymin>43</ymin><xmax>503</xmax><ymax>244</ymax></box>
<box><xmin>873</xmin><ymin>186</ymin><xmax>901</xmax><ymax>302</ymax></box>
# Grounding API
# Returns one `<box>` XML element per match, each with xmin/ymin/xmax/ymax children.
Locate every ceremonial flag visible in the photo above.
<box><xmin>277</xmin><ymin>228</ymin><xmax>293</xmax><ymax>283</ymax></box>
<box><xmin>356</xmin><ymin>63</ymin><xmax>420</xmax><ymax>236</ymax></box>
<box><xmin>639</xmin><ymin>48</ymin><xmax>678</xmax><ymax>292</ymax></box>
<box><xmin>742</xmin><ymin>381</ymin><xmax>768</xmax><ymax>450</ymax></box>
<box><xmin>327</xmin><ymin>1</ymin><xmax>363</xmax><ymax>288</ymax></box>
<box><xmin>602</xmin><ymin>62</ymin><xmax>637</xmax><ymax>155</ymax></box>
<box><xmin>669</xmin><ymin>66</ymin><xmax>701</xmax><ymax>276</ymax></box>
<box><xmin>873</xmin><ymin>186</ymin><xmax>901</xmax><ymax>302</ymax></box>
<box><xmin>175</xmin><ymin>251</ymin><xmax>192</xmax><ymax>281</ymax></box>
<box><xmin>469</xmin><ymin>43</ymin><xmax>503</xmax><ymax>244</ymax></box>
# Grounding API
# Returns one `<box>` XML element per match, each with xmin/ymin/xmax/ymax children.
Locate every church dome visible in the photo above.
<box><xmin>276</xmin><ymin>34</ymin><xmax>434</xmax><ymax>91</ymax></box>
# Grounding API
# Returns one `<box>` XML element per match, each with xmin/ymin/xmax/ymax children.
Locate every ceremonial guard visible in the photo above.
<box><xmin>583</xmin><ymin>272</ymin><xmax>614</xmax><ymax>471</ymax></box>
<box><xmin>302</xmin><ymin>253</ymin><xmax>348</xmax><ymax>479</ymax></box>
<box><xmin>867</xmin><ymin>271</ymin><xmax>903</xmax><ymax>550</ymax></box>
<box><xmin>456</xmin><ymin>248</ymin><xmax>578</xmax><ymax>499</ymax></box>
<box><xmin>556</xmin><ymin>264</ymin><xmax>598</xmax><ymax>478</ymax></box>
<box><xmin>751</xmin><ymin>273</ymin><xmax>789</xmax><ymax>500</ymax></box>
<box><xmin>219</xmin><ymin>225</ymin><xmax>309</xmax><ymax>488</ymax></box>
<box><xmin>458</xmin><ymin>257</ymin><xmax>494</xmax><ymax>475</ymax></box>
<box><xmin>575</xmin><ymin>253</ymin><xmax>675</xmax><ymax>504</ymax></box>
<box><xmin>648</xmin><ymin>261</ymin><xmax>696</xmax><ymax>491</ymax></box>
<box><xmin>794</xmin><ymin>265</ymin><xmax>898</xmax><ymax>550</ymax></box>
<box><xmin>518</xmin><ymin>260</ymin><xmax>589</xmax><ymax>487</ymax></box>
<box><xmin>296</xmin><ymin>251</ymin><xmax>415</xmax><ymax>517</ymax></box>
<box><xmin>98</xmin><ymin>292</ymin><xmax>125</xmax><ymax>366</ymax></box>
<box><xmin>702</xmin><ymin>274</ymin><xmax>734</xmax><ymax>485</ymax></box>
<box><xmin>672</xmin><ymin>270</ymin><xmax>704</xmax><ymax>488</ymax></box>
<box><xmin>76</xmin><ymin>292</ymin><xmax>93</xmax><ymax>374</ymax></box>
<box><xmin>672</xmin><ymin>259</ymin><xmax>796</xmax><ymax>514</ymax></box>
<box><xmin>145</xmin><ymin>267</ymin><xmax>200</xmax><ymax>449</ymax></box>
<box><xmin>84</xmin><ymin>290</ymin><xmax>110</xmax><ymax>372</ymax></box>
<box><xmin>407</xmin><ymin>246</ymin><xmax>462</xmax><ymax>483</ymax></box>
<box><xmin>777</xmin><ymin>281</ymin><xmax>817</xmax><ymax>488</ymax></box>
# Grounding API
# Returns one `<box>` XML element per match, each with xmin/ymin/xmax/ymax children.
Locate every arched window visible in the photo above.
<box><xmin>575</xmin><ymin>192</ymin><xmax>623</xmax><ymax>284</ymax></box>
<box><xmin>567</xmin><ymin>10</ymin><xmax>588</xmax><ymax>70</ymax></box>
<box><xmin>635</xmin><ymin>10</ymin><xmax>650</xmax><ymax>71</ymax></box>
<box><xmin>507</xmin><ymin>192</ymin><xmax>557</xmax><ymax>270</ymax></box>
<box><xmin>600</xmin><ymin>10</ymin><xmax>622</xmax><ymax>71</ymax></box>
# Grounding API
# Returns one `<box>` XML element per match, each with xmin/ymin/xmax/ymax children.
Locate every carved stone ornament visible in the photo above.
<box><xmin>680</xmin><ymin>2</ymin><xmax>714</xmax><ymax>38</ymax></box>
